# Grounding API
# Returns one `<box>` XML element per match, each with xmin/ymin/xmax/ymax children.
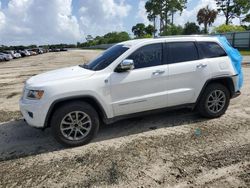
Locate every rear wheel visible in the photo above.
<box><xmin>51</xmin><ymin>101</ymin><xmax>99</xmax><ymax>147</ymax></box>
<box><xmin>197</xmin><ymin>83</ymin><xmax>230</xmax><ymax>118</ymax></box>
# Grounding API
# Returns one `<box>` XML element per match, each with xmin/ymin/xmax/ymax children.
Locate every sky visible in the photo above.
<box><xmin>0</xmin><ymin>0</ymin><xmax>242</xmax><ymax>45</ymax></box>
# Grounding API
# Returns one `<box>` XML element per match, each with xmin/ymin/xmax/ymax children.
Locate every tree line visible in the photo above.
<box><xmin>77</xmin><ymin>32</ymin><xmax>130</xmax><ymax>48</ymax></box>
<box><xmin>0</xmin><ymin>44</ymin><xmax>77</xmax><ymax>51</ymax></box>
<box><xmin>132</xmin><ymin>0</ymin><xmax>250</xmax><ymax>38</ymax></box>
<box><xmin>79</xmin><ymin>0</ymin><xmax>249</xmax><ymax>48</ymax></box>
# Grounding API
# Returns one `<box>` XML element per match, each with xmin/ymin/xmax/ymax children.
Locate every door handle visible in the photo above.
<box><xmin>196</xmin><ymin>64</ymin><xmax>207</xmax><ymax>69</ymax></box>
<box><xmin>152</xmin><ymin>70</ymin><xmax>165</xmax><ymax>75</ymax></box>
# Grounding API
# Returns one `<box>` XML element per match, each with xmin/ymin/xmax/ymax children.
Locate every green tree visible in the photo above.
<box><xmin>79</xmin><ymin>32</ymin><xmax>130</xmax><ymax>48</ymax></box>
<box><xmin>183</xmin><ymin>22</ymin><xmax>200</xmax><ymax>35</ymax></box>
<box><xmin>161</xmin><ymin>24</ymin><xmax>183</xmax><ymax>36</ymax></box>
<box><xmin>145</xmin><ymin>24</ymin><xmax>157</xmax><ymax>36</ymax></box>
<box><xmin>213</xmin><ymin>24</ymin><xmax>246</xmax><ymax>33</ymax></box>
<box><xmin>241</xmin><ymin>25</ymin><xmax>250</xmax><ymax>30</ymax></box>
<box><xmin>242</xmin><ymin>14</ymin><xmax>250</xmax><ymax>23</ymax></box>
<box><xmin>103</xmin><ymin>32</ymin><xmax>130</xmax><ymax>43</ymax></box>
<box><xmin>145</xmin><ymin>0</ymin><xmax>159</xmax><ymax>36</ymax></box>
<box><xmin>197</xmin><ymin>6</ymin><xmax>217</xmax><ymax>34</ymax></box>
<box><xmin>132</xmin><ymin>23</ymin><xmax>156</xmax><ymax>38</ymax></box>
<box><xmin>162</xmin><ymin>0</ymin><xmax>187</xmax><ymax>30</ymax></box>
<box><xmin>215</xmin><ymin>0</ymin><xmax>250</xmax><ymax>25</ymax></box>
<box><xmin>145</xmin><ymin>0</ymin><xmax>187</xmax><ymax>34</ymax></box>
<box><xmin>132</xmin><ymin>23</ymin><xmax>146</xmax><ymax>38</ymax></box>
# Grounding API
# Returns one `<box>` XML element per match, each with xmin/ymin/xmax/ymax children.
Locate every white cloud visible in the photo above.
<box><xmin>78</xmin><ymin>0</ymin><xmax>131</xmax><ymax>37</ymax></box>
<box><xmin>0</xmin><ymin>0</ymin><xmax>5</xmax><ymax>31</ymax></box>
<box><xmin>136</xmin><ymin>0</ymin><xmax>150</xmax><ymax>25</ymax></box>
<box><xmin>0</xmin><ymin>0</ymin><xmax>82</xmax><ymax>45</ymax></box>
<box><xmin>0</xmin><ymin>0</ymin><xmax>245</xmax><ymax>45</ymax></box>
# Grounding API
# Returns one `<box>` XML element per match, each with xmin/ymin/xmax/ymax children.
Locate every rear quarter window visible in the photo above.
<box><xmin>165</xmin><ymin>42</ymin><xmax>199</xmax><ymax>64</ymax></box>
<box><xmin>198</xmin><ymin>42</ymin><xmax>227</xmax><ymax>58</ymax></box>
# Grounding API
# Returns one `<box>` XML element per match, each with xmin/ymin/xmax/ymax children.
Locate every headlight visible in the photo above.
<box><xmin>26</xmin><ymin>90</ymin><xmax>44</xmax><ymax>100</ymax></box>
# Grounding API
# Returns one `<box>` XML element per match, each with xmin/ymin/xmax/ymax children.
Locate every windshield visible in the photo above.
<box><xmin>81</xmin><ymin>44</ymin><xmax>129</xmax><ymax>71</ymax></box>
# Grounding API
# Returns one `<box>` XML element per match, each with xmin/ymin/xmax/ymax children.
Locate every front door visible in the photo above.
<box><xmin>110</xmin><ymin>43</ymin><xmax>168</xmax><ymax>116</ymax></box>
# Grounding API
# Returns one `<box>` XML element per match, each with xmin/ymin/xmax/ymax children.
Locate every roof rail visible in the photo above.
<box><xmin>154</xmin><ymin>35</ymin><xmax>212</xmax><ymax>38</ymax></box>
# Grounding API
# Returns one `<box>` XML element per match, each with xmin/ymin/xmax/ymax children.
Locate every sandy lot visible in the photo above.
<box><xmin>0</xmin><ymin>50</ymin><xmax>101</xmax><ymax>122</ymax></box>
<box><xmin>0</xmin><ymin>51</ymin><xmax>249</xmax><ymax>187</ymax></box>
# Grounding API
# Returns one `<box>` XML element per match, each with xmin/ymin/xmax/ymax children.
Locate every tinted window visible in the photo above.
<box><xmin>82</xmin><ymin>45</ymin><xmax>129</xmax><ymax>71</ymax></box>
<box><xmin>166</xmin><ymin>42</ymin><xmax>198</xmax><ymax>64</ymax></box>
<box><xmin>127</xmin><ymin>43</ymin><xmax>162</xmax><ymax>69</ymax></box>
<box><xmin>198</xmin><ymin>42</ymin><xmax>227</xmax><ymax>58</ymax></box>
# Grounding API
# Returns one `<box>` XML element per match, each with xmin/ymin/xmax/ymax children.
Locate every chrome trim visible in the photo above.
<box><xmin>120</xmin><ymin>59</ymin><xmax>134</xmax><ymax>70</ymax></box>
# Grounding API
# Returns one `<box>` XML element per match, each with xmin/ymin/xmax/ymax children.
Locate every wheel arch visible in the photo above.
<box><xmin>196</xmin><ymin>76</ymin><xmax>235</xmax><ymax>106</ymax></box>
<box><xmin>44</xmin><ymin>96</ymin><xmax>108</xmax><ymax>128</ymax></box>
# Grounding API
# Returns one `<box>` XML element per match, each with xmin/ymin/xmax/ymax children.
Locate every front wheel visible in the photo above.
<box><xmin>51</xmin><ymin>101</ymin><xmax>99</xmax><ymax>147</ymax></box>
<box><xmin>197</xmin><ymin>83</ymin><xmax>230</xmax><ymax>118</ymax></box>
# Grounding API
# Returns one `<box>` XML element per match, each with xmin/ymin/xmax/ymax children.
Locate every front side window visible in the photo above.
<box><xmin>82</xmin><ymin>44</ymin><xmax>129</xmax><ymax>71</ymax></box>
<box><xmin>166</xmin><ymin>42</ymin><xmax>199</xmax><ymax>64</ymax></box>
<box><xmin>127</xmin><ymin>43</ymin><xmax>162</xmax><ymax>69</ymax></box>
<box><xmin>198</xmin><ymin>42</ymin><xmax>227</xmax><ymax>58</ymax></box>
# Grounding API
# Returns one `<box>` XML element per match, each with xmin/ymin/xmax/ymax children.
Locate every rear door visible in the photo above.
<box><xmin>197</xmin><ymin>41</ymin><xmax>230</xmax><ymax>78</ymax></box>
<box><xmin>110</xmin><ymin>43</ymin><xmax>168</xmax><ymax>116</ymax></box>
<box><xmin>165</xmin><ymin>41</ymin><xmax>211</xmax><ymax>107</ymax></box>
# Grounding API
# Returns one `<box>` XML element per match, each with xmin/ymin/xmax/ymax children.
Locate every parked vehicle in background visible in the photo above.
<box><xmin>17</xmin><ymin>50</ymin><xmax>31</xmax><ymax>57</ymax></box>
<box><xmin>60</xmin><ymin>48</ymin><xmax>68</xmax><ymax>51</ymax></box>
<box><xmin>20</xmin><ymin>36</ymin><xmax>243</xmax><ymax>147</ymax></box>
<box><xmin>4</xmin><ymin>51</ymin><xmax>21</xmax><ymax>58</ymax></box>
<box><xmin>15</xmin><ymin>52</ymin><xmax>22</xmax><ymax>58</ymax></box>
<box><xmin>28</xmin><ymin>50</ymin><xmax>37</xmax><ymax>55</ymax></box>
<box><xmin>51</xmin><ymin>48</ymin><xmax>61</xmax><ymax>52</ymax></box>
<box><xmin>0</xmin><ymin>52</ymin><xmax>13</xmax><ymax>61</ymax></box>
<box><xmin>24</xmin><ymin>50</ymin><xmax>31</xmax><ymax>56</ymax></box>
<box><xmin>32</xmin><ymin>48</ymin><xmax>44</xmax><ymax>54</ymax></box>
<box><xmin>42</xmin><ymin>48</ymin><xmax>49</xmax><ymax>53</ymax></box>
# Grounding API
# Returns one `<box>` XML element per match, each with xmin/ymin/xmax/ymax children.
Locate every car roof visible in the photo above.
<box><xmin>119</xmin><ymin>35</ymin><xmax>219</xmax><ymax>47</ymax></box>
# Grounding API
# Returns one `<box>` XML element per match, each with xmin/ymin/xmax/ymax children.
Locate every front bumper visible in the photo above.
<box><xmin>19</xmin><ymin>98</ymin><xmax>48</xmax><ymax>128</ymax></box>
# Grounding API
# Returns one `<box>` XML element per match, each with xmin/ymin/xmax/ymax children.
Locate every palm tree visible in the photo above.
<box><xmin>132</xmin><ymin>23</ymin><xmax>146</xmax><ymax>38</ymax></box>
<box><xmin>197</xmin><ymin>6</ymin><xmax>217</xmax><ymax>34</ymax></box>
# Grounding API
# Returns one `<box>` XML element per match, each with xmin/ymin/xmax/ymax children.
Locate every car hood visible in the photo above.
<box><xmin>26</xmin><ymin>66</ymin><xmax>95</xmax><ymax>87</ymax></box>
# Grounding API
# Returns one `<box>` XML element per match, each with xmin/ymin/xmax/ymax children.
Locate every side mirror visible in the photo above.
<box><xmin>116</xmin><ymin>59</ymin><xmax>134</xmax><ymax>72</ymax></box>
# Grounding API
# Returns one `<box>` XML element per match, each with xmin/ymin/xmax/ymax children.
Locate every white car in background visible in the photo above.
<box><xmin>20</xmin><ymin>36</ymin><xmax>243</xmax><ymax>147</ymax></box>
<box><xmin>0</xmin><ymin>52</ymin><xmax>13</xmax><ymax>61</ymax></box>
<box><xmin>5</xmin><ymin>51</ymin><xmax>21</xmax><ymax>58</ymax></box>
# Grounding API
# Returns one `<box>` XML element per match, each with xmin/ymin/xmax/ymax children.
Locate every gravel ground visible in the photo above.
<box><xmin>0</xmin><ymin>51</ymin><xmax>249</xmax><ymax>187</ymax></box>
<box><xmin>0</xmin><ymin>50</ymin><xmax>101</xmax><ymax>116</ymax></box>
<box><xmin>243</xmin><ymin>56</ymin><xmax>250</xmax><ymax>64</ymax></box>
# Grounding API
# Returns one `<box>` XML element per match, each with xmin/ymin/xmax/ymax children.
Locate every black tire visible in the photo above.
<box><xmin>51</xmin><ymin>101</ymin><xmax>99</xmax><ymax>147</ymax></box>
<box><xmin>197</xmin><ymin>83</ymin><xmax>230</xmax><ymax>118</ymax></box>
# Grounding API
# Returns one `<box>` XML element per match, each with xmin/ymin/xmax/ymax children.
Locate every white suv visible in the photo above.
<box><xmin>20</xmin><ymin>36</ymin><xmax>243</xmax><ymax>147</ymax></box>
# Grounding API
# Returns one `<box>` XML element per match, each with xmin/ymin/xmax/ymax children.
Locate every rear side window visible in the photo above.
<box><xmin>127</xmin><ymin>43</ymin><xmax>162</xmax><ymax>69</ymax></box>
<box><xmin>198</xmin><ymin>42</ymin><xmax>227</xmax><ymax>58</ymax></box>
<box><xmin>166</xmin><ymin>42</ymin><xmax>199</xmax><ymax>64</ymax></box>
